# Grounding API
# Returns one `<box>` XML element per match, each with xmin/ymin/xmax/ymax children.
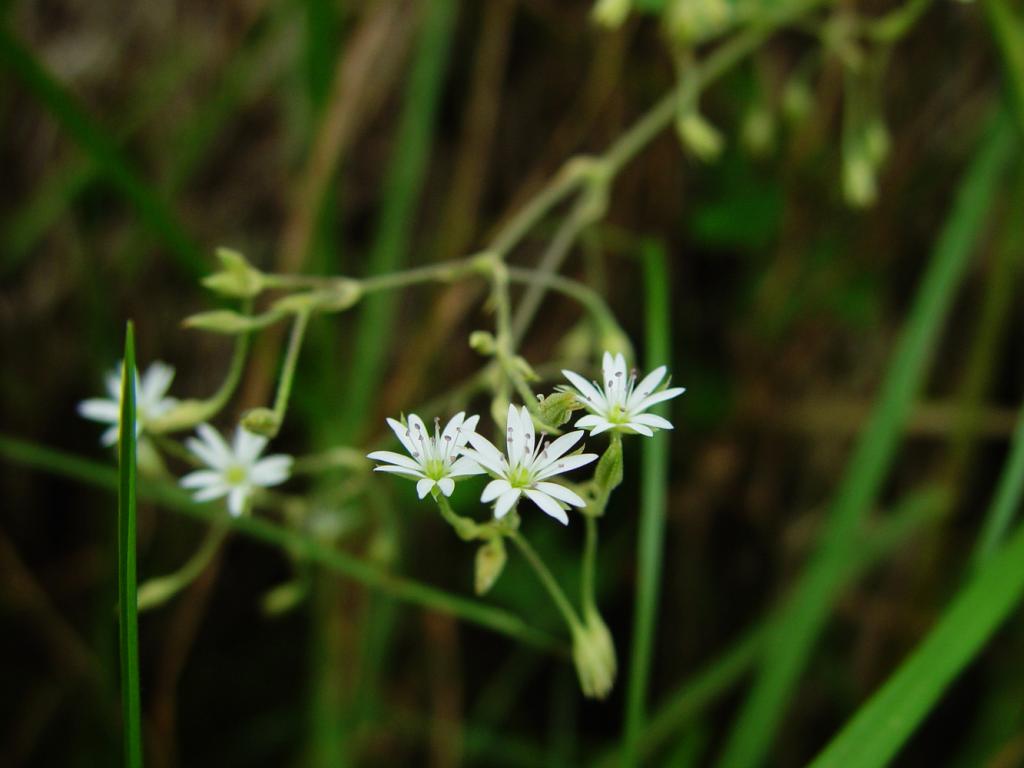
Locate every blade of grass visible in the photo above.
<box><xmin>595</xmin><ymin>486</ymin><xmax>946</xmax><ymax>768</ymax></box>
<box><xmin>337</xmin><ymin>0</ymin><xmax>458</xmax><ymax>441</ymax></box>
<box><xmin>716</xmin><ymin>109</ymin><xmax>1014</xmax><ymax>768</ymax></box>
<box><xmin>621</xmin><ymin>240</ymin><xmax>673</xmax><ymax>762</ymax></box>
<box><xmin>118</xmin><ymin>323</ymin><xmax>142</xmax><ymax>767</ymax></box>
<box><xmin>808</xmin><ymin>525</ymin><xmax>1024</xmax><ymax>768</ymax></box>
<box><xmin>0</xmin><ymin>26</ymin><xmax>206</xmax><ymax>279</ymax></box>
<box><xmin>0</xmin><ymin>435</ymin><xmax>562</xmax><ymax>653</ymax></box>
<box><xmin>973</xmin><ymin>406</ymin><xmax>1024</xmax><ymax>565</ymax></box>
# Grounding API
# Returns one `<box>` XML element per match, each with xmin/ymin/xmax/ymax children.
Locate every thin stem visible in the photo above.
<box><xmin>488</xmin><ymin>162</ymin><xmax>588</xmax><ymax>256</ymax></box>
<box><xmin>508</xmin><ymin>529</ymin><xmax>584</xmax><ymax>634</ymax></box>
<box><xmin>581</xmin><ymin>514</ymin><xmax>599</xmax><ymax>619</ymax></box>
<box><xmin>137</xmin><ymin>525</ymin><xmax>228</xmax><ymax>610</ymax></box>
<box><xmin>270</xmin><ymin>309</ymin><xmax>309</xmax><ymax>426</ymax></box>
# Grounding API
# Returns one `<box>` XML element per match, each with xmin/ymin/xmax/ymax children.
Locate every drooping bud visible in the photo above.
<box><xmin>469</xmin><ymin>330</ymin><xmax>497</xmax><ymax>355</ymax></box>
<box><xmin>571</xmin><ymin>613</ymin><xmax>617</xmax><ymax>699</ymax></box>
<box><xmin>591</xmin><ymin>0</ymin><xmax>630</xmax><ymax>28</ymax></box>
<box><xmin>241</xmin><ymin>407</ymin><xmax>281</xmax><ymax>438</ymax></box>
<box><xmin>675</xmin><ymin>110</ymin><xmax>724</xmax><ymax>163</ymax></box>
<box><xmin>537</xmin><ymin>390</ymin><xmax>582</xmax><ymax>428</ymax></box>
<box><xmin>183</xmin><ymin>310</ymin><xmax>277</xmax><ymax>334</ymax></box>
<box><xmin>474</xmin><ymin>536</ymin><xmax>507</xmax><ymax>595</ymax></box>
<box><xmin>202</xmin><ymin>247</ymin><xmax>265</xmax><ymax>298</ymax></box>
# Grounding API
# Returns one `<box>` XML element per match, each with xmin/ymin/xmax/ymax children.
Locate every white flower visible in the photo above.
<box><xmin>368</xmin><ymin>412</ymin><xmax>483</xmax><ymax>499</ymax></box>
<box><xmin>462</xmin><ymin>404</ymin><xmax>597</xmax><ymax>525</ymax></box>
<box><xmin>562</xmin><ymin>351</ymin><xmax>685</xmax><ymax>437</ymax></box>
<box><xmin>78</xmin><ymin>360</ymin><xmax>179</xmax><ymax>446</ymax></box>
<box><xmin>180</xmin><ymin>424</ymin><xmax>292</xmax><ymax>516</ymax></box>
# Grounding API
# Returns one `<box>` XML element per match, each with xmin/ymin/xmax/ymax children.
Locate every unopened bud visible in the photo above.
<box><xmin>474</xmin><ymin>536</ymin><xmax>507</xmax><ymax>595</ymax></box>
<box><xmin>469</xmin><ymin>330</ymin><xmax>497</xmax><ymax>355</ymax></box>
<box><xmin>591</xmin><ymin>0</ymin><xmax>630</xmax><ymax>28</ymax></box>
<box><xmin>537</xmin><ymin>391</ymin><xmax>582</xmax><ymax>428</ymax></box>
<box><xmin>183</xmin><ymin>310</ymin><xmax>273</xmax><ymax>334</ymax></box>
<box><xmin>676</xmin><ymin>111</ymin><xmax>724</xmax><ymax>163</ymax></box>
<box><xmin>202</xmin><ymin>247</ymin><xmax>265</xmax><ymax>298</ymax></box>
<box><xmin>242</xmin><ymin>407</ymin><xmax>281</xmax><ymax>438</ymax></box>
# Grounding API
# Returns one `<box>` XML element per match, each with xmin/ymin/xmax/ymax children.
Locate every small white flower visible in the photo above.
<box><xmin>562</xmin><ymin>351</ymin><xmax>685</xmax><ymax>437</ymax></box>
<box><xmin>368</xmin><ymin>411</ymin><xmax>484</xmax><ymax>499</ymax></box>
<box><xmin>78</xmin><ymin>360</ymin><xmax>179</xmax><ymax>446</ymax></box>
<box><xmin>462</xmin><ymin>404</ymin><xmax>597</xmax><ymax>525</ymax></box>
<box><xmin>180</xmin><ymin>424</ymin><xmax>292</xmax><ymax>516</ymax></box>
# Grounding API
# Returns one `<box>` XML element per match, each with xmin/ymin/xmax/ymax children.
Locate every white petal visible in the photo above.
<box><xmin>506</xmin><ymin>404</ymin><xmax>525</xmax><ymax>463</ymax></box>
<box><xmin>456</xmin><ymin>414</ymin><xmax>480</xmax><ymax>450</ymax></box>
<box><xmin>631</xmin><ymin>413</ymin><xmax>674</xmax><ymax>431</ymax></box>
<box><xmin>100</xmin><ymin>426</ymin><xmax>119</xmax><ymax>446</ymax></box>
<box><xmin>532</xmin><ymin>431</ymin><xmax>584</xmax><ymax>473</ymax></box>
<box><xmin>441</xmin><ymin>411</ymin><xmax>465</xmax><ymax>443</ymax></box>
<box><xmin>562</xmin><ymin>369</ymin><xmax>606</xmax><ymax>409</ymax></box>
<box><xmin>192</xmin><ymin>483</ymin><xmax>230</xmax><ymax>503</ymax></box>
<box><xmin>493</xmin><ymin>488</ymin><xmax>521</xmax><ymax>519</ymax></box>
<box><xmin>387</xmin><ymin>417</ymin><xmax>419</xmax><ymax>457</ymax></box>
<box><xmin>374</xmin><ymin>465</ymin><xmax>426</xmax><ymax>479</ymax></box>
<box><xmin>141</xmin><ymin>361</ymin><xmax>175</xmax><ymax>404</ymax></box>
<box><xmin>228</xmin><ymin>487</ymin><xmax>248</xmax><ymax>516</ymax></box>
<box><xmin>251</xmin><ymin>455</ymin><xmax>292</xmax><ymax>486</ymax></box>
<box><xmin>535</xmin><ymin>481</ymin><xmax>587</xmax><ymax>507</ymax></box>
<box><xmin>574</xmin><ymin>414</ymin><xmax>609</xmax><ymax>431</ymax></box>
<box><xmin>535</xmin><ymin>453</ymin><xmax>598</xmax><ymax>481</ymax></box>
<box><xmin>234</xmin><ymin>427</ymin><xmax>268</xmax><ymax>464</ymax></box>
<box><xmin>466</xmin><ymin>433</ymin><xmax>508</xmax><ymax>475</ymax></box>
<box><xmin>635</xmin><ymin>386</ymin><xmax>686</xmax><ymax>412</ymax></box>
<box><xmin>416</xmin><ymin>478</ymin><xmax>435</xmax><ymax>499</ymax></box>
<box><xmin>194</xmin><ymin>424</ymin><xmax>232</xmax><ymax>467</ymax></box>
<box><xmin>520</xmin><ymin>405</ymin><xmax>535</xmax><ymax>456</ymax></box>
<box><xmin>437</xmin><ymin>477</ymin><xmax>455</xmax><ymax>497</ymax></box>
<box><xmin>481</xmin><ymin>479</ymin><xmax>511</xmax><ymax>503</ymax></box>
<box><xmin>601</xmin><ymin>351</ymin><xmax>615</xmax><ymax>385</ymax></box>
<box><xmin>448</xmin><ymin>456</ymin><xmax>485</xmax><ymax>477</ymax></box>
<box><xmin>626</xmin><ymin>422</ymin><xmax>655</xmax><ymax>437</ymax></box>
<box><xmin>78</xmin><ymin>399</ymin><xmax>119</xmax><ymax>424</ymax></box>
<box><xmin>406</xmin><ymin>414</ymin><xmax>430</xmax><ymax>458</ymax></box>
<box><xmin>180</xmin><ymin>470</ymin><xmax>223</xmax><ymax>489</ymax></box>
<box><xmin>524</xmin><ymin>489</ymin><xmax>569</xmax><ymax>525</ymax></box>
<box><xmin>588</xmin><ymin>421</ymin><xmax>616</xmax><ymax>437</ymax></box>
<box><xmin>628</xmin><ymin>366</ymin><xmax>667</xmax><ymax>409</ymax></box>
<box><xmin>367</xmin><ymin>450</ymin><xmax>422</xmax><ymax>471</ymax></box>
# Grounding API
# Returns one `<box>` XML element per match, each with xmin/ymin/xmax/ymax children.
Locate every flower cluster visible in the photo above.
<box><xmin>366</xmin><ymin>353</ymin><xmax>685</xmax><ymax>527</ymax></box>
<box><xmin>80</xmin><ymin>359</ymin><xmax>293</xmax><ymax>517</ymax></box>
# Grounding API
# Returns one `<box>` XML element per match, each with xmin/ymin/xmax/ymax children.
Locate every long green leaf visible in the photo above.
<box><xmin>0</xmin><ymin>27</ymin><xmax>206</xmax><ymax>279</ymax></box>
<box><xmin>716</xmin><ymin>110</ymin><xmax>1014</xmax><ymax>768</ymax></box>
<box><xmin>808</xmin><ymin>520</ymin><xmax>1024</xmax><ymax>768</ymax></box>
<box><xmin>0</xmin><ymin>435</ymin><xmax>561</xmax><ymax>653</ymax></box>
<box><xmin>622</xmin><ymin>241</ymin><xmax>674</xmax><ymax>761</ymax></box>
<box><xmin>118</xmin><ymin>323</ymin><xmax>143</xmax><ymax>767</ymax></box>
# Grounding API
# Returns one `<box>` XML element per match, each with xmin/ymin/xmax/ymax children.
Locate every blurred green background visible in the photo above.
<box><xmin>4</xmin><ymin>0</ymin><xmax>1024</xmax><ymax>766</ymax></box>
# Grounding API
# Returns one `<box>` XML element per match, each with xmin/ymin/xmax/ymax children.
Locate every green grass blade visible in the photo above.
<box><xmin>337</xmin><ymin>0</ymin><xmax>458</xmax><ymax>441</ymax></box>
<box><xmin>621</xmin><ymin>241</ymin><xmax>673</xmax><ymax>761</ymax></box>
<box><xmin>118</xmin><ymin>322</ymin><xmax>143</xmax><ymax>767</ymax></box>
<box><xmin>716</xmin><ymin>110</ymin><xmax>1015</xmax><ymax>768</ymax></box>
<box><xmin>808</xmin><ymin>522</ymin><xmax>1024</xmax><ymax>768</ymax></box>
<box><xmin>0</xmin><ymin>27</ymin><xmax>206</xmax><ymax>279</ymax></box>
<box><xmin>972</xmin><ymin>404</ymin><xmax>1024</xmax><ymax>565</ymax></box>
<box><xmin>0</xmin><ymin>435</ymin><xmax>561</xmax><ymax>652</ymax></box>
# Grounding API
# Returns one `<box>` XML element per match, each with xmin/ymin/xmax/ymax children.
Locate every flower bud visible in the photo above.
<box><xmin>591</xmin><ymin>0</ymin><xmax>630</xmax><ymax>28</ymax></box>
<box><xmin>842</xmin><ymin>152</ymin><xmax>877</xmax><ymax>208</ymax></box>
<box><xmin>202</xmin><ymin>247</ymin><xmax>265</xmax><ymax>298</ymax></box>
<box><xmin>572</xmin><ymin>613</ymin><xmax>617</xmax><ymax>699</ymax></box>
<box><xmin>474</xmin><ymin>536</ymin><xmax>507</xmax><ymax>595</ymax></box>
<box><xmin>741</xmin><ymin>105</ymin><xmax>776</xmax><ymax>158</ymax></box>
<box><xmin>675</xmin><ymin>111</ymin><xmax>724</xmax><ymax>163</ymax></box>
<box><xmin>664</xmin><ymin>0</ymin><xmax>732</xmax><ymax>44</ymax></box>
<box><xmin>537</xmin><ymin>391</ymin><xmax>582</xmax><ymax>428</ymax></box>
<box><xmin>242</xmin><ymin>407</ymin><xmax>281</xmax><ymax>437</ymax></box>
<box><xmin>469</xmin><ymin>330</ymin><xmax>497</xmax><ymax>355</ymax></box>
<box><xmin>183</xmin><ymin>310</ymin><xmax>275</xmax><ymax>334</ymax></box>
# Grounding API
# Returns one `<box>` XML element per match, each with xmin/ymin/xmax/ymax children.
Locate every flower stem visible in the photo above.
<box><xmin>508</xmin><ymin>529</ymin><xmax>584</xmax><ymax>634</ymax></box>
<box><xmin>435</xmin><ymin>494</ymin><xmax>481</xmax><ymax>541</ymax></box>
<box><xmin>137</xmin><ymin>524</ymin><xmax>228</xmax><ymax>610</ymax></box>
<box><xmin>581</xmin><ymin>513</ymin><xmax>600</xmax><ymax>619</ymax></box>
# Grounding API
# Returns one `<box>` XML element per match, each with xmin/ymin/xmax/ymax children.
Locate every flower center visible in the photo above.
<box><xmin>225</xmin><ymin>464</ymin><xmax>248</xmax><ymax>486</ymax></box>
<box><xmin>424</xmin><ymin>458</ymin><xmax>447</xmax><ymax>480</ymax></box>
<box><xmin>508</xmin><ymin>465</ymin><xmax>533</xmax><ymax>488</ymax></box>
<box><xmin>607</xmin><ymin>404</ymin><xmax>630</xmax><ymax>424</ymax></box>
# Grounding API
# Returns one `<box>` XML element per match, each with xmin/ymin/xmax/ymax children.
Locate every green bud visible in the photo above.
<box><xmin>741</xmin><ymin>105</ymin><xmax>776</xmax><ymax>158</ymax></box>
<box><xmin>202</xmin><ymin>247</ymin><xmax>265</xmax><ymax>298</ymax></box>
<box><xmin>599</xmin><ymin>327</ymin><xmax>633</xmax><ymax>361</ymax></box>
<box><xmin>314</xmin><ymin>280</ymin><xmax>363</xmax><ymax>313</ymax></box>
<box><xmin>512</xmin><ymin>355</ymin><xmax>540</xmax><ymax>382</ymax></box>
<box><xmin>591</xmin><ymin>0</ymin><xmax>630</xmax><ymax>28</ymax></box>
<box><xmin>842</xmin><ymin>153</ymin><xmax>877</xmax><ymax>208</ymax></box>
<box><xmin>490</xmin><ymin>394</ymin><xmax>511</xmax><ymax>427</ymax></box>
<box><xmin>242</xmin><ymin>407</ymin><xmax>281</xmax><ymax>437</ymax></box>
<box><xmin>474</xmin><ymin>536</ymin><xmax>507</xmax><ymax>595</ymax></box>
<box><xmin>571</xmin><ymin>613</ymin><xmax>617</xmax><ymax>699</ymax></box>
<box><xmin>537</xmin><ymin>391</ymin><xmax>582</xmax><ymax>428</ymax></box>
<box><xmin>183</xmin><ymin>309</ymin><xmax>278</xmax><ymax>334</ymax></box>
<box><xmin>260</xmin><ymin>580</ymin><xmax>307</xmax><ymax>616</ymax></box>
<box><xmin>783</xmin><ymin>77</ymin><xmax>813</xmax><ymax>124</ymax></box>
<box><xmin>864</xmin><ymin>119</ymin><xmax>890</xmax><ymax>166</ymax></box>
<box><xmin>469</xmin><ymin>330</ymin><xmax>497</xmax><ymax>355</ymax></box>
<box><xmin>664</xmin><ymin>0</ymin><xmax>732</xmax><ymax>44</ymax></box>
<box><xmin>146</xmin><ymin>399</ymin><xmax>213</xmax><ymax>433</ymax></box>
<box><xmin>675</xmin><ymin>111</ymin><xmax>724</xmax><ymax>163</ymax></box>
